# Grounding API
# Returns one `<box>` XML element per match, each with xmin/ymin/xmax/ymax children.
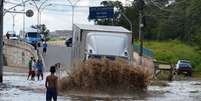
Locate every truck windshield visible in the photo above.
<box><xmin>27</xmin><ymin>32</ymin><xmax>41</xmax><ymax>38</ymax></box>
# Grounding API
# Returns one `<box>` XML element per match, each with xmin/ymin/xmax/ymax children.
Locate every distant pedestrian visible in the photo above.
<box><xmin>31</xmin><ymin>59</ymin><xmax>37</xmax><ymax>80</ymax></box>
<box><xmin>6</xmin><ymin>32</ymin><xmax>10</xmax><ymax>39</ymax></box>
<box><xmin>36</xmin><ymin>59</ymin><xmax>44</xmax><ymax>80</ymax></box>
<box><xmin>27</xmin><ymin>57</ymin><xmax>34</xmax><ymax>80</ymax></box>
<box><xmin>43</xmin><ymin>41</ymin><xmax>48</xmax><ymax>55</ymax></box>
<box><xmin>45</xmin><ymin>66</ymin><xmax>58</xmax><ymax>101</ymax></box>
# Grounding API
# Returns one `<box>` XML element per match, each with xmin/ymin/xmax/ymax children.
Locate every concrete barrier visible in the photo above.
<box><xmin>3</xmin><ymin>39</ymin><xmax>38</xmax><ymax>68</ymax></box>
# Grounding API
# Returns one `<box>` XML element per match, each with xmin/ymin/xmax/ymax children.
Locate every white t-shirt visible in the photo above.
<box><xmin>32</xmin><ymin>61</ymin><xmax>36</xmax><ymax>71</ymax></box>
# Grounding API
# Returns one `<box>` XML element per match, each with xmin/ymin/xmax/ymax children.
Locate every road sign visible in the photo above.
<box><xmin>89</xmin><ymin>6</ymin><xmax>114</xmax><ymax>19</ymax></box>
<box><xmin>26</xmin><ymin>9</ymin><xmax>34</xmax><ymax>17</ymax></box>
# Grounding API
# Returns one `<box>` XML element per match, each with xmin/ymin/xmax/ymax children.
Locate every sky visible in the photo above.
<box><xmin>4</xmin><ymin>0</ymin><xmax>128</xmax><ymax>34</ymax></box>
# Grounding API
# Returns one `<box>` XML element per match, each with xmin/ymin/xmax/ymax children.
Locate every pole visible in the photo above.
<box><xmin>40</xmin><ymin>4</ymin><xmax>53</xmax><ymax>24</ymax></box>
<box><xmin>66</xmin><ymin>0</ymin><xmax>81</xmax><ymax>29</ymax></box>
<box><xmin>139</xmin><ymin>10</ymin><xmax>143</xmax><ymax>65</ymax></box>
<box><xmin>0</xmin><ymin>0</ymin><xmax>4</xmax><ymax>83</ymax></box>
<box><xmin>12</xmin><ymin>14</ymin><xmax>15</xmax><ymax>32</ymax></box>
<box><xmin>22</xmin><ymin>0</ymin><xmax>25</xmax><ymax>37</ymax></box>
<box><xmin>37</xmin><ymin>9</ymin><xmax>40</xmax><ymax>25</ymax></box>
<box><xmin>72</xmin><ymin>5</ymin><xmax>74</xmax><ymax>28</ymax></box>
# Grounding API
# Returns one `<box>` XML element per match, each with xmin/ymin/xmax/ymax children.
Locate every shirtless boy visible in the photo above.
<box><xmin>45</xmin><ymin>66</ymin><xmax>58</xmax><ymax>101</ymax></box>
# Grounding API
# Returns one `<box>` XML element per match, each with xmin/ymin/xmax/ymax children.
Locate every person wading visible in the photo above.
<box><xmin>31</xmin><ymin>59</ymin><xmax>37</xmax><ymax>80</ymax></box>
<box><xmin>36</xmin><ymin>59</ymin><xmax>44</xmax><ymax>80</ymax></box>
<box><xmin>45</xmin><ymin>66</ymin><xmax>58</xmax><ymax>101</ymax></box>
<box><xmin>27</xmin><ymin>57</ymin><xmax>34</xmax><ymax>80</ymax></box>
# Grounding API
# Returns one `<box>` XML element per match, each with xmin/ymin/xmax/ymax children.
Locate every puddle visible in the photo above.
<box><xmin>1</xmin><ymin>72</ymin><xmax>201</xmax><ymax>101</ymax></box>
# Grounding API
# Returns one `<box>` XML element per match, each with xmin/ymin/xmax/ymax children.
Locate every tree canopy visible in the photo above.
<box><xmin>96</xmin><ymin>0</ymin><xmax>201</xmax><ymax>47</ymax></box>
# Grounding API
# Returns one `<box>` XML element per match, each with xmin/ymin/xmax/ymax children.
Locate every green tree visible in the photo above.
<box><xmin>96</xmin><ymin>1</ymin><xmax>124</xmax><ymax>25</ymax></box>
<box><xmin>31</xmin><ymin>24</ymin><xmax>50</xmax><ymax>39</ymax></box>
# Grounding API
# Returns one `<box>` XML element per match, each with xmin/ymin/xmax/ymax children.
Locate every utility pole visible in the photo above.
<box><xmin>139</xmin><ymin>10</ymin><xmax>143</xmax><ymax>65</ymax></box>
<box><xmin>31</xmin><ymin>0</ymin><xmax>49</xmax><ymax>25</ymax></box>
<box><xmin>22</xmin><ymin>0</ymin><xmax>26</xmax><ymax>37</ymax></box>
<box><xmin>0</xmin><ymin>0</ymin><xmax>4</xmax><ymax>83</ymax></box>
<box><xmin>66</xmin><ymin>0</ymin><xmax>81</xmax><ymax>29</ymax></box>
<box><xmin>137</xmin><ymin>0</ymin><xmax>145</xmax><ymax>65</ymax></box>
<box><xmin>11</xmin><ymin>9</ymin><xmax>16</xmax><ymax>32</ymax></box>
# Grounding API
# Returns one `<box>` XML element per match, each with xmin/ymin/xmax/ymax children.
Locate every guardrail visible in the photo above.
<box><xmin>133</xmin><ymin>45</ymin><xmax>154</xmax><ymax>58</ymax></box>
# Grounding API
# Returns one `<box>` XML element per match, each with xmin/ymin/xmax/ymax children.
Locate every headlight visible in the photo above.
<box><xmin>124</xmin><ymin>51</ymin><xmax>128</xmax><ymax>56</ymax></box>
<box><xmin>89</xmin><ymin>49</ymin><xmax>93</xmax><ymax>54</ymax></box>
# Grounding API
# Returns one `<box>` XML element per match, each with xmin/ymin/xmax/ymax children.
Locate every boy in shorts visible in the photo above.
<box><xmin>45</xmin><ymin>66</ymin><xmax>58</xmax><ymax>101</ymax></box>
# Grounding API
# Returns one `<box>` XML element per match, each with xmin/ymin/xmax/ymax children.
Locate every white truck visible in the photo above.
<box><xmin>71</xmin><ymin>24</ymin><xmax>133</xmax><ymax>63</ymax></box>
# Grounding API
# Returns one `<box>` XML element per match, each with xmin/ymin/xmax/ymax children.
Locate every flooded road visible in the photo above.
<box><xmin>1</xmin><ymin>72</ymin><xmax>201</xmax><ymax>101</ymax></box>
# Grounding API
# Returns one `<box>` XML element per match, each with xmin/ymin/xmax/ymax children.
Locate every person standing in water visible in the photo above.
<box><xmin>45</xmin><ymin>66</ymin><xmax>58</xmax><ymax>101</ymax></box>
<box><xmin>27</xmin><ymin>57</ymin><xmax>34</xmax><ymax>80</ymax></box>
<box><xmin>36</xmin><ymin>59</ymin><xmax>44</xmax><ymax>80</ymax></box>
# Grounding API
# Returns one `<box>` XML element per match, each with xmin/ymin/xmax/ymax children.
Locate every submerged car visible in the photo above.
<box><xmin>176</xmin><ymin>60</ymin><xmax>192</xmax><ymax>76</ymax></box>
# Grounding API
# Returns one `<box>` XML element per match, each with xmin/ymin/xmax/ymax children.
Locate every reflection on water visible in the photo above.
<box><xmin>1</xmin><ymin>72</ymin><xmax>201</xmax><ymax>101</ymax></box>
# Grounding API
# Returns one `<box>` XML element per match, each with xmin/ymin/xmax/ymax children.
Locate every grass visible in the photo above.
<box><xmin>143</xmin><ymin>40</ymin><xmax>201</xmax><ymax>71</ymax></box>
<box><xmin>59</xmin><ymin>59</ymin><xmax>151</xmax><ymax>94</ymax></box>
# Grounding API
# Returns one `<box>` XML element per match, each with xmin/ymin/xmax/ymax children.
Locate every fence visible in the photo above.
<box><xmin>133</xmin><ymin>45</ymin><xmax>154</xmax><ymax>58</ymax></box>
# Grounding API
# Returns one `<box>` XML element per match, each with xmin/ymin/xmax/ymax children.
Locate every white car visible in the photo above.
<box><xmin>9</xmin><ymin>34</ymin><xmax>19</xmax><ymax>40</ymax></box>
<box><xmin>7</xmin><ymin>31</ymin><xmax>18</xmax><ymax>40</ymax></box>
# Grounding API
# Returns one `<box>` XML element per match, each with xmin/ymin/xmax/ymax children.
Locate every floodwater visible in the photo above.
<box><xmin>1</xmin><ymin>72</ymin><xmax>201</xmax><ymax>101</ymax></box>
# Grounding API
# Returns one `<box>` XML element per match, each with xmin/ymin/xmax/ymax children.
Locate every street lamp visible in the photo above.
<box><xmin>66</xmin><ymin>0</ymin><xmax>81</xmax><ymax>29</ymax></box>
<box><xmin>21</xmin><ymin>0</ymin><xmax>26</xmax><ymax>38</ymax></box>
<box><xmin>136</xmin><ymin>0</ymin><xmax>145</xmax><ymax>65</ymax></box>
<box><xmin>30</xmin><ymin>0</ymin><xmax>48</xmax><ymax>25</ymax></box>
<box><xmin>10</xmin><ymin>8</ymin><xmax>17</xmax><ymax>32</ymax></box>
<box><xmin>39</xmin><ymin>3</ymin><xmax>52</xmax><ymax>24</ymax></box>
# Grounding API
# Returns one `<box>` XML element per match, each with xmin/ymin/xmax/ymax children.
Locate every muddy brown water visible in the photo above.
<box><xmin>1</xmin><ymin>72</ymin><xmax>201</xmax><ymax>101</ymax></box>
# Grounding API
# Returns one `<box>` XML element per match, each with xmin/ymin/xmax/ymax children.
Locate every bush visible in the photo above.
<box><xmin>59</xmin><ymin>59</ymin><xmax>151</xmax><ymax>94</ymax></box>
<box><xmin>144</xmin><ymin>40</ymin><xmax>201</xmax><ymax>70</ymax></box>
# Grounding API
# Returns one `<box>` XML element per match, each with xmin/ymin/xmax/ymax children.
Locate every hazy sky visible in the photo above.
<box><xmin>4</xmin><ymin>0</ymin><xmax>128</xmax><ymax>34</ymax></box>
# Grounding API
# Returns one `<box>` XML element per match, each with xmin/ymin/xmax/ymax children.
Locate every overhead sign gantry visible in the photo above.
<box><xmin>89</xmin><ymin>6</ymin><xmax>114</xmax><ymax>19</ymax></box>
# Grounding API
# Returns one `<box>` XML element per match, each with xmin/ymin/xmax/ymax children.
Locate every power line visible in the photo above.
<box><xmin>51</xmin><ymin>3</ymin><xmax>90</xmax><ymax>7</ymax></box>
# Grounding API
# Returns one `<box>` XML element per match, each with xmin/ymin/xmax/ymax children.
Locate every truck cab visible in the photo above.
<box><xmin>71</xmin><ymin>24</ymin><xmax>133</xmax><ymax>63</ymax></box>
<box><xmin>24</xmin><ymin>31</ymin><xmax>43</xmax><ymax>47</ymax></box>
